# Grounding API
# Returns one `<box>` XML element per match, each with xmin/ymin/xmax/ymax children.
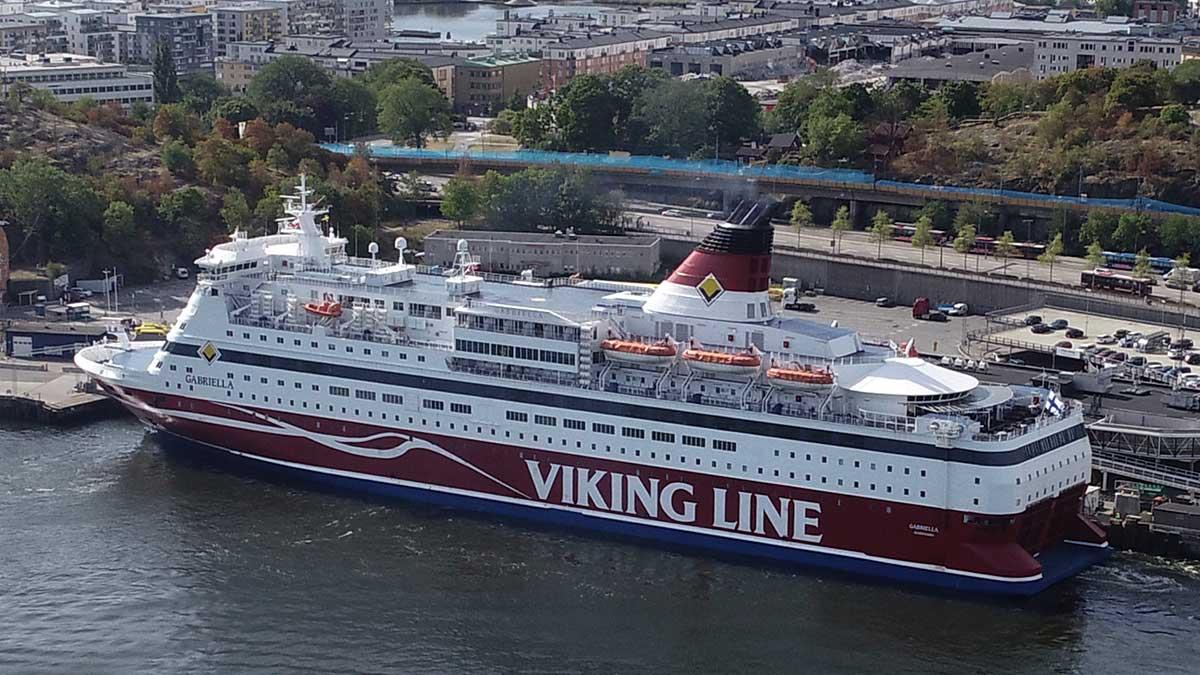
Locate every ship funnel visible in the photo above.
<box><xmin>643</xmin><ymin>199</ymin><xmax>776</xmax><ymax>323</ymax></box>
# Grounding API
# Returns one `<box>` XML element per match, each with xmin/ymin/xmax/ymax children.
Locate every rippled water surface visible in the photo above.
<box><xmin>2</xmin><ymin>420</ymin><xmax>1199</xmax><ymax>674</ymax></box>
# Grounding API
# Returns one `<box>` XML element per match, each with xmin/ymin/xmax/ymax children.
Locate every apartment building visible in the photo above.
<box><xmin>0</xmin><ymin>51</ymin><xmax>153</xmax><ymax>106</ymax></box>
<box><xmin>133</xmin><ymin>11</ymin><xmax>213</xmax><ymax>74</ymax></box>
<box><xmin>214</xmin><ymin>3</ymin><xmax>285</xmax><ymax>56</ymax></box>
<box><xmin>1034</xmin><ymin>34</ymin><xmax>1182</xmax><ymax>79</ymax></box>
<box><xmin>541</xmin><ymin>30</ymin><xmax>668</xmax><ymax>90</ymax></box>
<box><xmin>453</xmin><ymin>52</ymin><xmax>541</xmax><ymax>115</ymax></box>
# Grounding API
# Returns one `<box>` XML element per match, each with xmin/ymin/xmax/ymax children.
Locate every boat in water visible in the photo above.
<box><xmin>75</xmin><ymin>177</ymin><xmax>1109</xmax><ymax>595</ymax></box>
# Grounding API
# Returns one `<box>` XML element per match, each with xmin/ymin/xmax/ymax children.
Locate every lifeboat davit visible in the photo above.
<box><xmin>601</xmin><ymin>339</ymin><xmax>677</xmax><ymax>367</ymax></box>
<box><xmin>682</xmin><ymin>348</ymin><xmax>761</xmax><ymax>374</ymax></box>
<box><xmin>767</xmin><ymin>365</ymin><xmax>834</xmax><ymax>390</ymax></box>
<box><xmin>304</xmin><ymin>300</ymin><xmax>343</xmax><ymax>318</ymax></box>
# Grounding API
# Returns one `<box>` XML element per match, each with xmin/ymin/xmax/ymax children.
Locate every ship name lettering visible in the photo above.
<box><xmin>184</xmin><ymin>374</ymin><xmax>233</xmax><ymax>390</ymax></box>
<box><xmin>524</xmin><ymin>460</ymin><xmax>696</xmax><ymax>523</ymax></box>
<box><xmin>713</xmin><ymin>488</ymin><xmax>822</xmax><ymax>543</ymax></box>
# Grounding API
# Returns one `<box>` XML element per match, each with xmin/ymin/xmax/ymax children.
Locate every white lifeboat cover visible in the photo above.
<box><xmin>837</xmin><ymin>357</ymin><xmax>978</xmax><ymax>397</ymax></box>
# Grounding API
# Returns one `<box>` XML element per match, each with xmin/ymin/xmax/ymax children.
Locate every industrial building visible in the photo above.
<box><xmin>424</xmin><ymin>231</ymin><xmax>662</xmax><ymax>279</ymax></box>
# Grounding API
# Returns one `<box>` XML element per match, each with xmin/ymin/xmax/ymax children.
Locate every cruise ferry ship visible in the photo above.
<box><xmin>75</xmin><ymin>178</ymin><xmax>1109</xmax><ymax>595</ymax></box>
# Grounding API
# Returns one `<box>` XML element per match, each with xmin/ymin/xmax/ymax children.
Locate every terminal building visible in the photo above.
<box><xmin>423</xmin><ymin>230</ymin><xmax>662</xmax><ymax>279</ymax></box>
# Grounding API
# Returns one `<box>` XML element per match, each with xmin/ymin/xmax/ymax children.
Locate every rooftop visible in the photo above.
<box><xmin>427</xmin><ymin>230</ymin><xmax>660</xmax><ymax>246</ymax></box>
<box><xmin>550</xmin><ymin>30</ymin><xmax>666</xmax><ymax>49</ymax></box>
<box><xmin>888</xmin><ymin>45</ymin><xmax>1034</xmax><ymax>82</ymax></box>
<box><xmin>464</xmin><ymin>53</ymin><xmax>542</xmax><ymax>67</ymax></box>
<box><xmin>0</xmin><ymin>52</ymin><xmax>119</xmax><ymax>71</ymax></box>
<box><xmin>936</xmin><ymin>14</ymin><xmax>1153</xmax><ymax>36</ymax></box>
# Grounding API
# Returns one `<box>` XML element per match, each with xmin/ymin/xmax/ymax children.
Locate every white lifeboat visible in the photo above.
<box><xmin>601</xmin><ymin>339</ymin><xmax>677</xmax><ymax>367</ymax></box>
<box><xmin>682</xmin><ymin>348</ymin><xmax>761</xmax><ymax>374</ymax></box>
<box><xmin>767</xmin><ymin>364</ymin><xmax>834</xmax><ymax>390</ymax></box>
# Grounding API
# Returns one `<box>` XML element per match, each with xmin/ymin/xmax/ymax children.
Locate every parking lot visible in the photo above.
<box><xmin>779</xmin><ymin>295</ymin><xmax>984</xmax><ymax>356</ymax></box>
<box><xmin>990</xmin><ymin>307</ymin><xmax>1199</xmax><ymax>387</ymax></box>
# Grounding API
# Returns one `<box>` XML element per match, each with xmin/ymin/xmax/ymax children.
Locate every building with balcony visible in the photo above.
<box><xmin>214</xmin><ymin>3</ymin><xmax>285</xmax><ymax>57</ymax></box>
<box><xmin>133</xmin><ymin>11</ymin><xmax>213</xmax><ymax>75</ymax></box>
<box><xmin>1034</xmin><ymin>34</ymin><xmax>1182</xmax><ymax>79</ymax></box>
<box><xmin>542</xmin><ymin>30</ymin><xmax>668</xmax><ymax>91</ymax></box>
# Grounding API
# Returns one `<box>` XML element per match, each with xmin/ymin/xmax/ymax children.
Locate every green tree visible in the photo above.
<box><xmin>1133</xmin><ymin>247</ymin><xmax>1153</xmax><ymax>278</ymax></box>
<box><xmin>331</xmin><ymin>77</ymin><xmax>378</xmax><ymax>139</ymax></box>
<box><xmin>376</xmin><ymin>78</ymin><xmax>452</xmax><ymax>148</ymax></box>
<box><xmin>152</xmin><ymin>104</ymin><xmax>201</xmax><ymax>144</ymax></box>
<box><xmin>1085</xmin><ymin>241</ymin><xmax>1105</xmax><ymax>268</ymax></box>
<box><xmin>790</xmin><ymin>201</ymin><xmax>814</xmax><ymax>232</ymax></box>
<box><xmin>634</xmin><ymin>78</ymin><xmax>709</xmax><ymax>156</ymax></box>
<box><xmin>953</xmin><ymin>223</ymin><xmax>977</xmax><ymax>268</ymax></box>
<box><xmin>1113</xmin><ymin>213</ymin><xmax>1151</xmax><ymax>251</ymax></box>
<box><xmin>359</xmin><ymin>58</ymin><xmax>435</xmax><ymax>90</ymax></box>
<box><xmin>704</xmin><ymin>76</ymin><xmax>761</xmax><ymax>155</ymax></box>
<box><xmin>868</xmin><ymin>209</ymin><xmax>892</xmax><ymax>259</ymax></box>
<box><xmin>765</xmin><ymin>75</ymin><xmax>824</xmax><ymax>133</ymax></box>
<box><xmin>995</xmin><ymin>230</ymin><xmax>1016</xmax><ymax>268</ymax></box>
<box><xmin>554</xmin><ymin>74</ymin><xmax>618</xmax><ymax>151</ymax></box>
<box><xmin>102</xmin><ymin>200</ymin><xmax>137</xmax><ymax>245</ymax></box>
<box><xmin>152</xmin><ymin>38</ymin><xmax>180</xmax><ymax>104</ymax></box>
<box><xmin>1172</xmin><ymin>59</ymin><xmax>1200</xmax><ymax>104</ymax></box>
<box><xmin>220</xmin><ymin>189</ymin><xmax>253</xmax><ymax>233</ymax></box>
<box><xmin>1039</xmin><ymin>233</ymin><xmax>1065</xmax><ymax>282</ymax></box>
<box><xmin>511</xmin><ymin>104</ymin><xmax>554</xmax><ymax>148</ymax></box>
<box><xmin>804</xmin><ymin>113</ymin><xmax>864</xmax><ymax>163</ymax></box>
<box><xmin>1080</xmin><ymin>211</ymin><xmax>1118</xmax><ymax>249</ymax></box>
<box><xmin>933</xmin><ymin>81</ymin><xmax>982</xmax><ymax>120</ymax></box>
<box><xmin>0</xmin><ymin>158</ymin><xmax>103</xmax><ymax>261</ymax></box>
<box><xmin>1160</xmin><ymin>103</ymin><xmax>1189</xmax><ymax>127</ymax></box>
<box><xmin>830</xmin><ymin>205</ymin><xmax>852</xmax><ymax>254</ymax></box>
<box><xmin>179</xmin><ymin>74</ymin><xmax>227</xmax><ymax>115</ymax></box>
<box><xmin>1105</xmin><ymin>63</ymin><xmax>1165</xmax><ymax>113</ymax></box>
<box><xmin>1169</xmin><ymin>252</ymin><xmax>1193</xmax><ymax>301</ymax></box>
<box><xmin>440</xmin><ymin>177</ymin><xmax>480</xmax><ymax>226</ymax></box>
<box><xmin>210</xmin><ymin>97</ymin><xmax>259</xmax><ymax>124</ymax></box>
<box><xmin>917</xmin><ymin>200</ymin><xmax>952</xmax><ymax>231</ymax></box>
<box><xmin>247</xmin><ymin>55</ymin><xmax>335</xmax><ymax>133</ymax></box>
<box><xmin>911</xmin><ymin>214</ymin><xmax>935</xmax><ymax>265</ymax></box>
<box><xmin>161</xmin><ymin>139</ymin><xmax>194</xmax><ymax>176</ymax></box>
<box><xmin>193</xmin><ymin>136</ymin><xmax>258</xmax><ymax>186</ymax></box>
<box><xmin>1159</xmin><ymin>214</ymin><xmax>1196</xmax><ymax>256</ymax></box>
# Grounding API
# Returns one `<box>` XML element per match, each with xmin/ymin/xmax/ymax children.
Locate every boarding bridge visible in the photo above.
<box><xmin>1088</xmin><ymin>416</ymin><xmax>1200</xmax><ymax>493</ymax></box>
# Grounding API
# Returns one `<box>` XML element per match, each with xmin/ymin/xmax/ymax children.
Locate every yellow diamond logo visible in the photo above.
<box><xmin>198</xmin><ymin>342</ymin><xmax>221</xmax><ymax>364</ymax></box>
<box><xmin>696</xmin><ymin>273</ymin><xmax>724</xmax><ymax>305</ymax></box>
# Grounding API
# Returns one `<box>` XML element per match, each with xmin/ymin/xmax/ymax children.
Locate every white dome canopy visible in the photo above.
<box><xmin>836</xmin><ymin>357</ymin><xmax>978</xmax><ymax>398</ymax></box>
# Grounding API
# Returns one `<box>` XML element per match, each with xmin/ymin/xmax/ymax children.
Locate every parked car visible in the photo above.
<box><xmin>1049</xmin><ymin>319</ymin><xmax>1069</xmax><ymax>330</ymax></box>
<box><xmin>1031</xmin><ymin>323</ymin><xmax>1052</xmax><ymax>334</ymax></box>
<box><xmin>1146</xmin><ymin>362</ymin><xmax>1169</xmax><ymax>372</ymax></box>
<box><xmin>1119</xmin><ymin>334</ymin><xmax>1142</xmax><ymax>348</ymax></box>
<box><xmin>792</xmin><ymin>302</ymin><xmax>817</xmax><ymax>313</ymax></box>
<box><xmin>1096</xmin><ymin>348</ymin><xmax>1116</xmax><ymax>359</ymax></box>
<box><xmin>1187</xmin><ymin>353</ymin><xmax>1200</xmax><ymax>366</ymax></box>
<box><xmin>1055</xmin><ymin>340</ymin><xmax>1073</xmax><ymax>349</ymax></box>
<box><xmin>875</xmin><ymin>297</ymin><xmax>895</xmax><ymax>308</ymax></box>
<box><xmin>1096</xmin><ymin>334</ymin><xmax>1117</xmax><ymax>345</ymax></box>
<box><xmin>1128</xmin><ymin>355</ymin><xmax>1147</xmax><ymax>367</ymax></box>
<box><xmin>1168</xmin><ymin>348</ymin><xmax>1187</xmax><ymax>361</ymax></box>
<box><xmin>1114</xmin><ymin>329</ymin><xmax>1130</xmax><ymax>339</ymax></box>
<box><xmin>1171</xmin><ymin>338</ymin><xmax>1194</xmax><ymax>350</ymax></box>
<box><xmin>1024</xmin><ymin>315</ymin><xmax>1042</xmax><ymax>326</ymax></box>
<box><xmin>1178</xmin><ymin>366</ymin><xmax>1193</xmax><ymax>374</ymax></box>
<box><xmin>1065</xmin><ymin>328</ymin><xmax>1085</xmax><ymax>339</ymax></box>
<box><xmin>1111</xmin><ymin>352</ymin><xmax>1128</xmax><ymax>362</ymax></box>
<box><xmin>947</xmin><ymin>303</ymin><xmax>970</xmax><ymax>316</ymax></box>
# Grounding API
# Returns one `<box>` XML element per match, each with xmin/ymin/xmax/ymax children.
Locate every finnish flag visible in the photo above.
<box><xmin>1044</xmin><ymin>390</ymin><xmax>1065</xmax><ymax>415</ymax></box>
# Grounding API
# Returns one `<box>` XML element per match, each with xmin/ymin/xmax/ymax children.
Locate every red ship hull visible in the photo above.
<box><xmin>109</xmin><ymin>384</ymin><xmax>1109</xmax><ymax>595</ymax></box>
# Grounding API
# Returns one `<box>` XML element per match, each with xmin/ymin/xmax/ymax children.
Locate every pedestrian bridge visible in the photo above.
<box><xmin>323</xmin><ymin>143</ymin><xmax>1200</xmax><ymax>219</ymax></box>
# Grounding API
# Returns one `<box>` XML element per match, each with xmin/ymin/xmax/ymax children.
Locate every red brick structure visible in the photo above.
<box><xmin>541</xmin><ymin>31</ymin><xmax>669</xmax><ymax>91</ymax></box>
<box><xmin>1132</xmin><ymin>0</ymin><xmax>1178</xmax><ymax>24</ymax></box>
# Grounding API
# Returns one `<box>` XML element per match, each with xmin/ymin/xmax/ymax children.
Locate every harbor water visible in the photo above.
<box><xmin>393</xmin><ymin>2</ymin><xmax>607</xmax><ymax>42</ymax></box>
<box><xmin>2</xmin><ymin>419</ymin><xmax>1199</xmax><ymax>673</ymax></box>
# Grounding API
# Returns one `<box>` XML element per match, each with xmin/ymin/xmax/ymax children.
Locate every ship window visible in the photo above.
<box><xmin>682</xmin><ymin>435</ymin><xmax>705</xmax><ymax>447</ymax></box>
<box><xmin>592</xmin><ymin>423</ymin><xmax>614</xmax><ymax>434</ymax></box>
<box><xmin>355</xmin><ymin>390</ymin><xmax>375</xmax><ymax>401</ymax></box>
<box><xmin>260</xmin><ymin>335</ymin><xmax>266</xmax><ymax>342</ymax></box>
<box><xmin>295</xmin><ymin>382</ymin><xmax>301</xmax><ymax>389</ymax></box>
<box><xmin>277</xmin><ymin>380</ymin><xmax>284</xmax><ymax>386</ymax></box>
<box><xmin>974</xmin><ymin>477</ymin><xmax>980</xmax><ymax>485</ymax></box>
<box><xmin>260</xmin><ymin>378</ymin><xmax>267</xmax><ymax>384</ymax></box>
<box><xmin>904</xmin><ymin>467</ymin><xmax>910</xmax><ymax>475</ymax></box>
<box><xmin>920</xmin><ymin>490</ymin><xmax>926</xmax><ymax>498</ymax></box>
<box><xmin>450</xmin><ymin>402</ymin><xmax>471</xmax><ymax>414</ymax></box>
<box><xmin>564</xmin><ymin>419</ymin><xmax>585</xmax><ymax>430</ymax></box>
<box><xmin>242</xmin><ymin>333</ymin><xmax>249</xmax><ymax>339</ymax></box>
<box><xmin>243</xmin><ymin>375</ymin><xmax>250</xmax><ymax>381</ymax></box>
<box><xmin>364</xmin><ymin>349</ymin><xmax>371</xmax><ymax>356</ymax></box>
<box><xmin>713</xmin><ymin>440</ymin><xmax>736</xmax><ymax>452</ymax></box>
<box><xmin>329</xmin><ymin>386</ymin><xmax>349</xmax><ymax>397</ymax></box>
<box><xmin>328</xmin><ymin>344</ymin><xmax>335</xmax><ymax>350</ymax></box>
<box><xmin>277</xmin><ymin>337</ymin><xmax>284</xmax><ymax>344</ymax></box>
<box><xmin>346</xmin><ymin>346</ymin><xmax>353</xmax><ymax>353</ymax></box>
<box><xmin>312</xmin><ymin>385</ymin><xmax>319</xmax><ymax>391</ymax></box>
<box><xmin>311</xmin><ymin>342</ymin><xmax>317</xmax><ymax>348</ymax></box>
<box><xmin>973</xmin><ymin>498</ymin><xmax>979</xmax><ymax>506</ymax></box>
<box><xmin>383</xmin><ymin>393</ymin><xmax>402</xmax><ymax>405</ymax></box>
<box><xmin>424</xmin><ymin>400</ymin><xmax>445</xmax><ymax>411</ymax></box>
<box><xmin>506</xmin><ymin>410</ymin><xmax>527</xmax><ymax>422</ymax></box>
<box><xmin>652</xmin><ymin>431</ymin><xmax>674</xmax><ymax>443</ymax></box>
<box><xmin>622</xmin><ymin>427</ymin><xmax>644</xmax><ymax>439</ymax></box>
<box><xmin>904</xmin><ymin>488</ymin><xmax>909</xmax><ymax>496</ymax></box>
<box><xmin>854</xmin><ymin>461</ymin><xmax>860</xmax><ymax>468</ymax></box>
<box><xmin>870</xmin><ymin>484</ymin><xmax>875</xmax><ymax>491</ymax></box>
<box><xmin>853</xmin><ymin>481</ymin><xmax>859</xmax><ymax>488</ymax></box>
<box><xmin>920</xmin><ymin>470</ymin><xmax>927</xmax><ymax>477</ymax></box>
<box><xmin>169</xmin><ymin>365</ymin><xmax>176</xmax><ymax>371</ymax></box>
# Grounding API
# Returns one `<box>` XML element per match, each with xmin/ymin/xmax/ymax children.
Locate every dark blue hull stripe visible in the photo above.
<box><xmin>159</xmin><ymin>431</ymin><xmax>1110</xmax><ymax>597</ymax></box>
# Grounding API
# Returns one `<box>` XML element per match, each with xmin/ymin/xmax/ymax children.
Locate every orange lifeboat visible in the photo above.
<box><xmin>601</xmin><ymin>339</ymin><xmax>677</xmax><ymax>367</ymax></box>
<box><xmin>304</xmin><ymin>300</ymin><xmax>343</xmax><ymax>318</ymax></box>
<box><xmin>767</xmin><ymin>365</ymin><xmax>834</xmax><ymax>390</ymax></box>
<box><xmin>682</xmin><ymin>348</ymin><xmax>761</xmax><ymax>374</ymax></box>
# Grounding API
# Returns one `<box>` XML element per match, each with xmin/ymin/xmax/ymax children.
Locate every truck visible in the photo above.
<box><xmin>912</xmin><ymin>297</ymin><xmax>948</xmax><ymax>322</ymax></box>
<box><xmin>781</xmin><ymin>287</ymin><xmax>817</xmax><ymax>312</ymax></box>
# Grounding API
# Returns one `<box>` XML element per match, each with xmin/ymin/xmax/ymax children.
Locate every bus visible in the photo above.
<box><xmin>1081</xmin><ymin>269</ymin><xmax>1153</xmax><ymax>296</ymax></box>
<box><xmin>969</xmin><ymin>236</ymin><xmax>1045</xmax><ymax>259</ymax></box>
<box><xmin>1102</xmin><ymin>251</ymin><xmax>1175</xmax><ymax>273</ymax></box>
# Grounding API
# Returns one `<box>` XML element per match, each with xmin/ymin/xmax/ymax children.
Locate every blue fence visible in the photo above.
<box><xmin>321</xmin><ymin>143</ymin><xmax>1200</xmax><ymax>218</ymax></box>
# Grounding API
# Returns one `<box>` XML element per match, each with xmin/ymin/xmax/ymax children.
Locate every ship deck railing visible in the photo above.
<box><xmin>229</xmin><ymin>315</ymin><xmax>454</xmax><ymax>352</ymax></box>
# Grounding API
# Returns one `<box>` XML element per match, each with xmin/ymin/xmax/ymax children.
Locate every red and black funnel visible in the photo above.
<box><xmin>665</xmin><ymin>200</ymin><xmax>775</xmax><ymax>294</ymax></box>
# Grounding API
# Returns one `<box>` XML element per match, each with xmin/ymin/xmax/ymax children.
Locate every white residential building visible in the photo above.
<box><xmin>0</xmin><ymin>51</ymin><xmax>153</xmax><ymax>106</ymax></box>
<box><xmin>1034</xmin><ymin>34</ymin><xmax>1182</xmax><ymax>79</ymax></box>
